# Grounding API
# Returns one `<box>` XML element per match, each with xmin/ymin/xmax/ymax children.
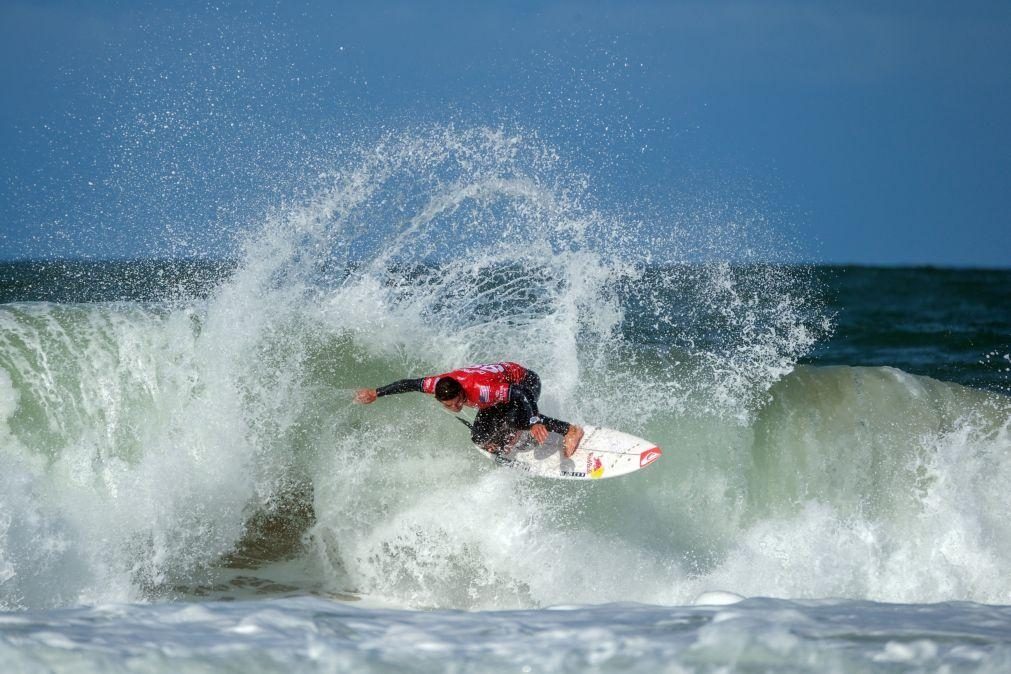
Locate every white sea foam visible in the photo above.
<box><xmin>1</xmin><ymin>596</ymin><xmax>1010</xmax><ymax>673</ymax></box>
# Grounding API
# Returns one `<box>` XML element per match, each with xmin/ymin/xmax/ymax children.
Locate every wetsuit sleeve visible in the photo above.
<box><xmin>376</xmin><ymin>378</ymin><xmax>425</xmax><ymax>397</ymax></box>
<box><xmin>508</xmin><ymin>386</ymin><xmax>540</xmax><ymax>428</ymax></box>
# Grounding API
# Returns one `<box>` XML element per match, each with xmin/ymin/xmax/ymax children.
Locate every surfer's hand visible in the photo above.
<box><xmin>354</xmin><ymin>388</ymin><xmax>378</xmax><ymax>404</ymax></box>
<box><xmin>530</xmin><ymin>423</ymin><xmax>549</xmax><ymax>444</ymax></box>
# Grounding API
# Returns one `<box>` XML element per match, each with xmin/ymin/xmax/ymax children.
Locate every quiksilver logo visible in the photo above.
<box><xmin>639</xmin><ymin>447</ymin><xmax>662</xmax><ymax>467</ymax></box>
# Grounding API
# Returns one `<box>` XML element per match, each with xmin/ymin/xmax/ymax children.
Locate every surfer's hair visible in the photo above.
<box><xmin>435</xmin><ymin>377</ymin><xmax>463</xmax><ymax>401</ymax></box>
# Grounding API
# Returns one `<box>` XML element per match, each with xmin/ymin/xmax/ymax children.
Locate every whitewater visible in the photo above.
<box><xmin>1</xmin><ymin>129</ymin><xmax>1010</xmax><ymax>672</ymax></box>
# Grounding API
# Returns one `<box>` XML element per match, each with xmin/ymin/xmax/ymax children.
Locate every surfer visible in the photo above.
<box><xmin>355</xmin><ymin>362</ymin><xmax>584</xmax><ymax>457</ymax></box>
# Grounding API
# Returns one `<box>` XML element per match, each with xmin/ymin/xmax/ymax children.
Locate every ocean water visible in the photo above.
<box><xmin>1</xmin><ymin>130</ymin><xmax>1010</xmax><ymax>672</ymax></box>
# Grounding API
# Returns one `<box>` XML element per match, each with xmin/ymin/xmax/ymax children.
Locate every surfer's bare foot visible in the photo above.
<box><xmin>563</xmin><ymin>425</ymin><xmax>583</xmax><ymax>458</ymax></box>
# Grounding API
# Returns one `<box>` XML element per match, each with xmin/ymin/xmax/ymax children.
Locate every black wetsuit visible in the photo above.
<box><xmin>376</xmin><ymin>370</ymin><xmax>571</xmax><ymax>448</ymax></box>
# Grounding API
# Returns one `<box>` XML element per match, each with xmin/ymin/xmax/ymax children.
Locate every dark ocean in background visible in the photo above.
<box><xmin>807</xmin><ymin>266</ymin><xmax>1011</xmax><ymax>393</ymax></box>
<box><xmin>1</xmin><ymin>131</ymin><xmax>1010</xmax><ymax>672</ymax></box>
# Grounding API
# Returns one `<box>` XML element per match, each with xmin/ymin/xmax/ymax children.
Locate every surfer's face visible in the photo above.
<box><xmin>439</xmin><ymin>395</ymin><xmax>465</xmax><ymax>413</ymax></box>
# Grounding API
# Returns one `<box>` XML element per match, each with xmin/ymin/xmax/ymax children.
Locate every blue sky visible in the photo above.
<box><xmin>1</xmin><ymin>0</ymin><xmax>1009</xmax><ymax>266</ymax></box>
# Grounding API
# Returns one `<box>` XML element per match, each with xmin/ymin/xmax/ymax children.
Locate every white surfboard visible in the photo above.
<box><xmin>473</xmin><ymin>425</ymin><xmax>662</xmax><ymax>480</ymax></box>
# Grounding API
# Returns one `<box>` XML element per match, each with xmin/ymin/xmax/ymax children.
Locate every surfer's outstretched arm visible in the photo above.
<box><xmin>355</xmin><ymin>378</ymin><xmax>424</xmax><ymax>404</ymax></box>
<box><xmin>376</xmin><ymin>378</ymin><xmax>424</xmax><ymax>396</ymax></box>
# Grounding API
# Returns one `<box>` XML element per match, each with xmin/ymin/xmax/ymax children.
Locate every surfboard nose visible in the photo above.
<box><xmin>639</xmin><ymin>446</ymin><xmax>662</xmax><ymax>468</ymax></box>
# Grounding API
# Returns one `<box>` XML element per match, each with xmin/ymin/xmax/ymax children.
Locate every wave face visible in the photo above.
<box><xmin>1</xmin><ymin>129</ymin><xmax>1009</xmax><ymax>610</ymax></box>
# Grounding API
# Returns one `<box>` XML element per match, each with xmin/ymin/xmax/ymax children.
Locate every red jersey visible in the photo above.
<box><xmin>422</xmin><ymin>362</ymin><xmax>528</xmax><ymax>410</ymax></box>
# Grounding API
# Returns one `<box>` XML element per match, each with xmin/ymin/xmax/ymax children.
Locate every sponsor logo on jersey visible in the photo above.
<box><xmin>463</xmin><ymin>364</ymin><xmax>505</xmax><ymax>374</ymax></box>
<box><xmin>478</xmin><ymin>385</ymin><xmax>490</xmax><ymax>402</ymax></box>
<box><xmin>639</xmin><ymin>447</ymin><xmax>662</xmax><ymax>467</ymax></box>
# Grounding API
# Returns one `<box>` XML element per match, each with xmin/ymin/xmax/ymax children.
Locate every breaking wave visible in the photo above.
<box><xmin>1</xmin><ymin>128</ymin><xmax>1008</xmax><ymax>610</ymax></box>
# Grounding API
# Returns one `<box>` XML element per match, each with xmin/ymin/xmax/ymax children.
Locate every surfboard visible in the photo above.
<box><xmin>473</xmin><ymin>425</ymin><xmax>662</xmax><ymax>480</ymax></box>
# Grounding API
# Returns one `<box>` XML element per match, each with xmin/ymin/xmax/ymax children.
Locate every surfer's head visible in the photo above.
<box><xmin>435</xmin><ymin>377</ymin><xmax>465</xmax><ymax>412</ymax></box>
